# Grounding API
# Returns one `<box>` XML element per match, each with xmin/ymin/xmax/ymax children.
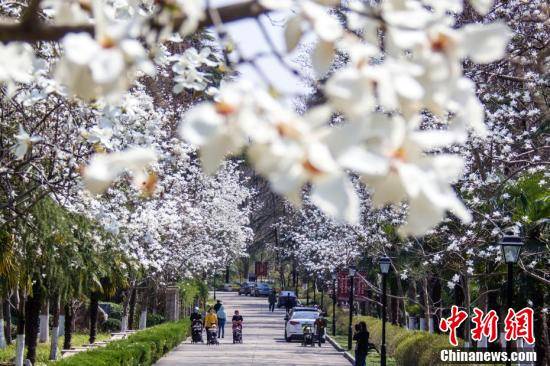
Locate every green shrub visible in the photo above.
<box><xmin>102</xmin><ymin>318</ymin><xmax>122</xmax><ymax>332</ymax></box>
<box><xmin>146</xmin><ymin>312</ymin><xmax>165</xmax><ymax>327</ymax></box>
<box><xmin>395</xmin><ymin>332</ymin><xmax>434</xmax><ymax>366</ymax></box>
<box><xmin>54</xmin><ymin>320</ymin><xmax>189</xmax><ymax>366</ymax></box>
<box><xmin>100</xmin><ymin>302</ymin><xmax>123</xmax><ymax>320</ymax></box>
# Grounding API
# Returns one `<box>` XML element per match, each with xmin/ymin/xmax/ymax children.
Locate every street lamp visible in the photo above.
<box><xmin>332</xmin><ymin>272</ymin><xmax>337</xmax><ymax>336</ymax></box>
<box><xmin>379</xmin><ymin>256</ymin><xmax>391</xmax><ymax>366</ymax></box>
<box><xmin>348</xmin><ymin>265</ymin><xmax>356</xmax><ymax>350</ymax></box>
<box><xmin>499</xmin><ymin>232</ymin><xmax>523</xmax><ymax>366</ymax></box>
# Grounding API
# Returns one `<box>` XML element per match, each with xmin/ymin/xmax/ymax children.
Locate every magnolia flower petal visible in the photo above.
<box><xmin>311</xmin><ymin>174</ymin><xmax>359</xmax><ymax>224</ymax></box>
<box><xmin>338</xmin><ymin>146</ymin><xmax>390</xmax><ymax>176</ymax></box>
<box><xmin>200</xmin><ymin>135</ymin><xmax>233</xmax><ymax>175</ymax></box>
<box><xmin>179</xmin><ymin>104</ymin><xmax>223</xmax><ymax>146</ymax></box>
<box><xmin>469</xmin><ymin>0</ymin><xmax>494</xmax><ymax>15</ymax></box>
<box><xmin>284</xmin><ymin>15</ymin><xmax>303</xmax><ymax>52</ymax></box>
<box><xmin>312</xmin><ymin>41</ymin><xmax>335</xmax><ymax>77</ymax></box>
<box><xmin>399</xmin><ymin>191</ymin><xmax>445</xmax><ymax>236</ymax></box>
<box><xmin>362</xmin><ymin>173</ymin><xmax>407</xmax><ymax>207</ymax></box>
<box><xmin>461</xmin><ymin>22</ymin><xmax>512</xmax><ymax>64</ymax></box>
<box><xmin>14</xmin><ymin>143</ymin><xmax>28</xmax><ymax>160</ymax></box>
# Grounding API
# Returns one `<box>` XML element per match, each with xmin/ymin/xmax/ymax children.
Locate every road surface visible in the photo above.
<box><xmin>154</xmin><ymin>291</ymin><xmax>350</xmax><ymax>366</ymax></box>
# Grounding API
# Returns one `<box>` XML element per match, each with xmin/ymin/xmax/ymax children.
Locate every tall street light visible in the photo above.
<box><xmin>500</xmin><ymin>232</ymin><xmax>523</xmax><ymax>366</ymax></box>
<box><xmin>347</xmin><ymin>265</ymin><xmax>356</xmax><ymax>351</ymax></box>
<box><xmin>332</xmin><ymin>272</ymin><xmax>337</xmax><ymax>336</ymax></box>
<box><xmin>379</xmin><ymin>256</ymin><xmax>391</xmax><ymax>366</ymax></box>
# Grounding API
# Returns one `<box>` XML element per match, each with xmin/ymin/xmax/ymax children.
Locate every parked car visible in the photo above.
<box><xmin>284</xmin><ymin>310</ymin><xmax>320</xmax><ymax>342</ymax></box>
<box><xmin>287</xmin><ymin>306</ymin><xmax>319</xmax><ymax>318</ymax></box>
<box><xmin>253</xmin><ymin>282</ymin><xmax>272</xmax><ymax>297</ymax></box>
<box><xmin>238</xmin><ymin>282</ymin><xmax>254</xmax><ymax>296</ymax></box>
<box><xmin>277</xmin><ymin>290</ymin><xmax>297</xmax><ymax>308</ymax></box>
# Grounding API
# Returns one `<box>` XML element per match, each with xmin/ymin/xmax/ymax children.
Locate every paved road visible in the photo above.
<box><xmin>154</xmin><ymin>292</ymin><xmax>350</xmax><ymax>366</ymax></box>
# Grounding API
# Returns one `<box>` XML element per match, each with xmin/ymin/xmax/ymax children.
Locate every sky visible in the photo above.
<box><xmin>208</xmin><ymin>0</ymin><xmax>310</xmax><ymax>96</ymax></box>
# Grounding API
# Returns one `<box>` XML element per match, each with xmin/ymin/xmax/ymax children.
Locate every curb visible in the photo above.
<box><xmin>326</xmin><ymin>335</ymin><xmax>355</xmax><ymax>365</ymax></box>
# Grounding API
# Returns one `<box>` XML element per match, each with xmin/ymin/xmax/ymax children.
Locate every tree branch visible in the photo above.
<box><xmin>0</xmin><ymin>0</ymin><xmax>267</xmax><ymax>43</ymax></box>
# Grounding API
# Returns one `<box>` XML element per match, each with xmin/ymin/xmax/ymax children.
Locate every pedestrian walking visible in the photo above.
<box><xmin>314</xmin><ymin>314</ymin><xmax>327</xmax><ymax>347</ymax></box>
<box><xmin>204</xmin><ymin>308</ymin><xmax>218</xmax><ymax>343</ymax></box>
<box><xmin>353</xmin><ymin>321</ymin><xmax>370</xmax><ymax>366</ymax></box>
<box><xmin>217</xmin><ymin>304</ymin><xmax>227</xmax><ymax>338</ymax></box>
<box><xmin>268</xmin><ymin>289</ymin><xmax>277</xmax><ymax>312</ymax></box>
<box><xmin>214</xmin><ymin>300</ymin><xmax>222</xmax><ymax>312</ymax></box>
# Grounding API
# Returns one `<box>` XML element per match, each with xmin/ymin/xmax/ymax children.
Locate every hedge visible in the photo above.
<box><xmin>54</xmin><ymin>320</ymin><xmax>190</xmax><ymax>366</ymax></box>
<box><xmin>351</xmin><ymin>316</ymin><xmax>468</xmax><ymax>366</ymax></box>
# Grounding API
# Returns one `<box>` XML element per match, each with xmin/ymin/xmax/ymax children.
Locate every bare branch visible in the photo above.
<box><xmin>0</xmin><ymin>0</ymin><xmax>267</xmax><ymax>43</ymax></box>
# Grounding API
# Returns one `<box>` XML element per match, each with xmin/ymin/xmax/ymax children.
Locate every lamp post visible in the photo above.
<box><xmin>499</xmin><ymin>232</ymin><xmax>523</xmax><ymax>366</ymax></box>
<box><xmin>379</xmin><ymin>256</ymin><xmax>391</xmax><ymax>366</ymax></box>
<box><xmin>332</xmin><ymin>272</ymin><xmax>337</xmax><ymax>336</ymax></box>
<box><xmin>347</xmin><ymin>265</ymin><xmax>356</xmax><ymax>351</ymax></box>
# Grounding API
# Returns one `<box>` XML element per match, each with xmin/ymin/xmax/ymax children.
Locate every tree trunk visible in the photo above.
<box><xmin>539</xmin><ymin>310</ymin><xmax>550</xmax><ymax>366</ymax></box>
<box><xmin>421</xmin><ymin>277</ymin><xmax>431</xmax><ymax>332</ymax></box>
<box><xmin>128</xmin><ymin>287</ymin><xmax>137</xmax><ymax>330</ymax></box>
<box><xmin>139</xmin><ymin>308</ymin><xmax>147</xmax><ymax>330</ymax></box>
<box><xmin>395</xmin><ymin>276</ymin><xmax>406</xmax><ymax>326</ymax></box>
<box><xmin>462</xmin><ymin>275</ymin><xmax>471</xmax><ymax>345</ymax></box>
<box><xmin>39</xmin><ymin>298</ymin><xmax>49</xmax><ymax>343</ymax></box>
<box><xmin>15</xmin><ymin>290</ymin><xmax>25</xmax><ymax>366</ymax></box>
<box><xmin>225</xmin><ymin>265</ymin><xmax>230</xmax><ymax>284</ymax></box>
<box><xmin>49</xmin><ymin>294</ymin><xmax>60</xmax><ymax>360</ymax></box>
<box><xmin>453</xmin><ymin>280</ymin><xmax>465</xmax><ymax>340</ymax></box>
<box><xmin>25</xmin><ymin>284</ymin><xmax>42</xmax><ymax>365</ymax></box>
<box><xmin>431</xmin><ymin>277</ymin><xmax>442</xmax><ymax>334</ymax></box>
<box><xmin>58</xmin><ymin>304</ymin><xmax>65</xmax><ymax>337</ymax></box>
<box><xmin>63</xmin><ymin>303</ymin><xmax>73</xmax><ymax>350</ymax></box>
<box><xmin>89</xmin><ymin>291</ymin><xmax>100</xmax><ymax>344</ymax></box>
<box><xmin>0</xmin><ymin>295</ymin><xmax>5</xmax><ymax>349</ymax></box>
<box><xmin>4</xmin><ymin>298</ymin><xmax>12</xmax><ymax>345</ymax></box>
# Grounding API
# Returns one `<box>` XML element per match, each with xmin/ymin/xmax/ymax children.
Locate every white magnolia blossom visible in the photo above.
<box><xmin>4</xmin><ymin>0</ymin><xmax>518</xmax><ymax>238</ymax></box>
<box><xmin>0</xmin><ymin>42</ymin><xmax>35</xmax><ymax>94</ymax></box>
<box><xmin>12</xmin><ymin>125</ymin><xmax>42</xmax><ymax>160</ymax></box>
<box><xmin>171</xmin><ymin>47</ymin><xmax>219</xmax><ymax>93</ymax></box>
<box><xmin>82</xmin><ymin>147</ymin><xmax>157</xmax><ymax>194</ymax></box>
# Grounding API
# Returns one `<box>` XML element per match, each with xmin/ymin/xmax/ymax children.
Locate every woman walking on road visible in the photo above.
<box><xmin>268</xmin><ymin>290</ymin><xmax>277</xmax><ymax>312</ymax></box>
<box><xmin>217</xmin><ymin>305</ymin><xmax>227</xmax><ymax>338</ymax></box>
<box><xmin>204</xmin><ymin>308</ymin><xmax>218</xmax><ymax>343</ymax></box>
<box><xmin>353</xmin><ymin>321</ymin><xmax>369</xmax><ymax>366</ymax></box>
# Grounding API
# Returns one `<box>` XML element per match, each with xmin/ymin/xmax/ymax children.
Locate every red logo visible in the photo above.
<box><xmin>439</xmin><ymin>305</ymin><xmax>468</xmax><ymax>346</ymax></box>
<box><xmin>439</xmin><ymin>306</ymin><xmax>535</xmax><ymax>346</ymax></box>
<box><xmin>471</xmin><ymin>308</ymin><xmax>499</xmax><ymax>343</ymax></box>
<box><xmin>504</xmin><ymin>307</ymin><xmax>535</xmax><ymax>344</ymax></box>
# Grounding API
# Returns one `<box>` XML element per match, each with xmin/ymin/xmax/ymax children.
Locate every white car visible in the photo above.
<box><xmin>284</xmin><ymin>311</ymin><xmax>319</xmax><ymax>342</ymax></box>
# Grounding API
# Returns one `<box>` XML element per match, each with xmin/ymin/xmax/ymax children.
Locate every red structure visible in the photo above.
<box><xmin>255</xmin><ymin>261</ymin><xmax>268</xmax><ymax>277</ymax></box>
<box><xmin>336</xmin><ymin>271</ymin><xmax>367</xmax><ymax>301</ymax></box>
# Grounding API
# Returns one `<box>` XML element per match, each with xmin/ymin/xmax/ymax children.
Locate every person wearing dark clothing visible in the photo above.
<box><xmin>314</xmin><ymin>315</ymin><xmax>327</xmax><ymax>347</ymax></box>
<box><xmin>190</xmin><ymin>307</ymin><xmax>202</xmax><ymax>322</ymax></box>
<box><xmin>268</xmin><ymin>290</ymin><xmax>277</xmax><ymax>312</ymax></box>
<box><xmin>353</xmin><ymin>322</ymin><xmax>370</xmax><ymax>366</ymax></box>
<box><xmin>232</xmin><ymin>312</ymin><xmax>243</xmax><ymax>323</ymax></box>
<box><xmin>213</xmin><ymin>300</ymin><xmax>222</xmax><ymax>313</ymax></box>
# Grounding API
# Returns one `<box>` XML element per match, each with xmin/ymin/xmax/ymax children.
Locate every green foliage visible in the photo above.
<box><xmin>53</xmin><ymin>320</ymin><xmax>189</xmax><ymax>366</ymax></box>
<box><xmin>505</xmin><ymin>171</ymin><xmax>550</xmax><ymax>225</ymax></box>
<box><xmin>101</xmin><ymin>302</ymin><xmax>123</xmax><ymax>320</ymax></box>
<box><xmin>146</xmin><ymin>313</ymin><xmax>165</xmax><ymax>327</ymax></box>
<box><xmin>178</xmin><ymin>279</ymin><xmax>208</xmax><ymax>307</ymax></box>
<box><xmin>405</xmin><ymin>303</ymin><xmax>422</xmax><ymax>317</ymax></box>
<box><xmin>102</xmin><ymin>318</ymin><xmax>122</xmax><ymax>332</ymax></box>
